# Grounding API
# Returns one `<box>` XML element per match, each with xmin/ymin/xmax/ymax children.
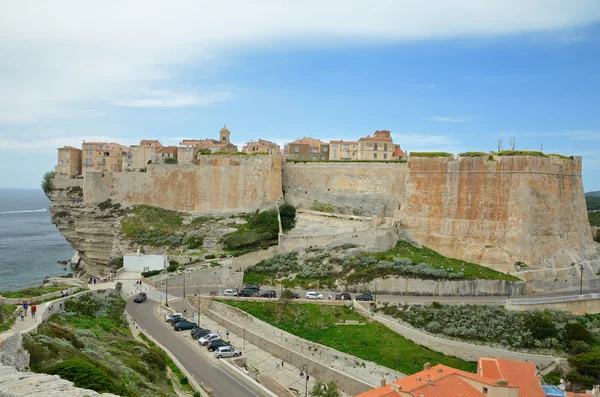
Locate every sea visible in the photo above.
<box><xmin>0</xmin><ymin>188</ymin><xmax>75</xmax><ymax>292</ymax></box>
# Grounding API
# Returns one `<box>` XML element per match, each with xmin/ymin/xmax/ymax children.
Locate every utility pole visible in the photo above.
<box><xmin>183</xmin><ymin>271</ymin><xmax>186</xmax><ymax>299</ymax></box>
<box><xmin>580</xmin><ymin>264</ymin><xmax>584</xmax><ymax>295</ymax></box>
<box><xmin>165</xmin><ymin>277</ymin><xmax>169</xmax><ymax>307</ymax></box>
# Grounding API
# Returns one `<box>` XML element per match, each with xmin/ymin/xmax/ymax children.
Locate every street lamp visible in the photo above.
<box><xmin>580</xmin><ymin>264</ymin><xmax>585</xmax><ymax>295</ymax></box>
<box><xmin>299</xmin><ymin>364</ymin><xmax>309</xmax><ymax>397</ymax></box>
<box><xmin>165</xmin><ymin>276</ymin><xmax>169</xmax><ymax>307</ymax></box>
<box><xmin>183</xmin><ymin>271</ymin><xmax>186</xmax><ymax>299</ymax></box>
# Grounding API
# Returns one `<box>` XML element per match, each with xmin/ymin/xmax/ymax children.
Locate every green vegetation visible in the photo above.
<box><xmin>41</xmin><ymin>171</ymin><xmax>55</xmax><ymax>194</ymax></box>
<box><xmin>244</xmin><ymin>241</ymin><xmax>519</xmax><ymax>288</ymax></box>
<box><xmin>409</xmin><ymin>152</ymin><xmax>454</xmax><ymax>158</ymax></box>
<box><xmin>568</xmin><ymin>351</ymin><xmax>600</xmax><ymax>389</ymax></box>
<box><xmin>231</xmin><ymin>151</ymin><xmax>247</xmax><ymax>155</ymax></box>
<box><xmin>141</xmin><ymin>269</ymin><xmax>162</xmax><ymax>278</ymax></box>
<box><xmin>311</xmin><ymin>201</ymin><xmax>334</xmax><ymax>212</ymax></box>
<box><xmin>23</xmin><ymin>294</ymin><xmax>177</xmax><ymax>396</ymax></box>
<box><xmin>457</xmin><ymin>152</ymin><xmax>487</xmax><ymax>157</ymax></box>
<box><xmin>164</xmin><ymin>157</ymin><xmax>178</xmax><ymax>164</ymax></box>
<box><xmin>548</xmin><ymin>153</ymin><xmax>574</xmax><ymax>160</ymax></box>
<box><xmin>495</xmin><ymin>150</ymin><xmax>548</xmax><ymax>157</ymax></box>
<box><xmin>0</xmin><ymin>285</ymin><xmax>69</xmax><ymax>298</ymax></box>
<box><xmin>107</xmin><ymin>256</ymin><xmax>124</xmax><ymax>267</ymax></box>
<box><xmin>394</xmin><ymin>303</ymin><xmax>600</xmax><ymax>351</ymax></box>
<box><xmin>311</xmin><ymin>381</ymin><xmax>341</xmax><ymax>397</ymax></box>
<box><xmin>221</xmin><ymin>205</ymin><xmax>296</xmax><ymax>254</ymax></box>
<box><xmin>589</xmin><ymin>212</ymin><xmax>600</xmax><ymax>228</ymax></box>
<box><xmin>0</xmin><ymin>303</ymin><xmax>18</xmax><ymax>332</ymax></box>
<box><xmin>250</xmin><ymin>151</ymin><xmax>270</xmax><ymax>155</ymax></box>
<box><xmin>222</xmin><ymin>300</ymin><xmax>476</xmax><ymax>375</ymax></box>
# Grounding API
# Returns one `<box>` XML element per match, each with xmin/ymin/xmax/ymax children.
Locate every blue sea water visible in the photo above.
<box><xmin>0</xmin><ymin>188</ymin><xmax>75</xmax><ymax>291</ymax></box>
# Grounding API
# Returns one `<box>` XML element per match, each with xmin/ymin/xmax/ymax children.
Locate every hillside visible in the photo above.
<box><xmin>586</xmin><ymin>191</ymin><xmax>600</xmax><ymax>212</ymax></box>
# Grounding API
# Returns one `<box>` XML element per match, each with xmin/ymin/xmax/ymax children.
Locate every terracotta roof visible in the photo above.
<box><xmin>157</xmin><ymin>146</ymin><xmax>178</xmax><ymax>153</ymax></box>
<box><xmin>330</xmin><ymin>140</ymin><xmax>358</xmax><ymax>145</ymax></box>
<box><xmin>479</xmin><ymin>358</ymin><xmax>544</xmax><ymax>397</ymax></box>
<box><xmin>288</xmin><ymin>138</ymin><xmax>325</xmax><ymax>146</ymax></box>
<box><xmin>392</xmin><ymin>147</ymin><xmax>406</xmax><ymax>157</ymax></box>
<box><xmin>416</xmin><ymin>374</ymin><xmax>485</xmax><ymax>397</ymax></box>
<box><xmin>359</xmin><ymin>136</ymin><xmax>393</xmax><ymax>142</ymax></box>
<box><xmin>567</xmin><ymin>392</ymin><xmax>594</xmax><ymax>397</ymax></box>
<box><xmin>58</xmin><ymin>146</ymin><xmax>81</xmax><ymax>151</ymax></box>
<box><xmin>140</xmin><ymin>139</ymin><xmax>161</xmax><ymax>144</ymax></box>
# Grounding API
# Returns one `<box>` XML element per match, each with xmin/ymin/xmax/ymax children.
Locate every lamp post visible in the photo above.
<box><xmin>580</xmin><ymin>264</ymin><xmax>584</xmax><ymax>295</ymax></box>
<box><xmin>299</xmin><ymin>364</ymin><xmax>309</xmax><ymax>397</ymax></box>
<box><xmin>183</xmin><ymin>271</ymin><xmax>186</xmax><ymax>299</ymax></box>
<box><xmin>165</xmin><ymin>276</ymin><xmax>169</xmax><ymax>307</ymax></box>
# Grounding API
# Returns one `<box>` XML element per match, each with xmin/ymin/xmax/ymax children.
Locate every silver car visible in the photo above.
<box><xmin>214</xmin><ymin>346</ymin><xmax>241</xmax><ymax>358</ymax></box>
<box><xmin>198</xmin><ymin>333</ymin><xmax>221</xmax><ymax>346</ymax></box>
<box><xmin>223</xmin><ymin>289</ymin><xmax>238</xmax><ymax>296</ymax></box>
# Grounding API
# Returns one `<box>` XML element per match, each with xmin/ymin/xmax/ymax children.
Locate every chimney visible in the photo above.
<box><xmin>424</xmin><ymin>363</ymin><xmax>431</xmax><ymax>370</ymax></box>
<box><xmin>438</xmin><ymin>368</ymin><xmax>443</xmax><ymax>373</ymax></box>
<box><xmin>390</xmin><ymin>384</ymin><xmax>402</xmax><ymax>392</ymax></box>
<box><xmin>381</xmin><ymin>379</ymin><xmax>386</xmax><ymax>387</ymax></box>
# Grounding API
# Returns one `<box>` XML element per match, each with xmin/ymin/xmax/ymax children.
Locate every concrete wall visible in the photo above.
<box><xmin>203</xmin><ymin>300</ymin><xmax>403</xmax><ymax>396</ymax></box>
<box><xmin>347</xmin><ymin>277</ymin><xmax>525</xmax><ymax>297</ymax></box>
<box><xmin>124</xmin><ymin>254</ymin><xmax>166</xmax><ymax>272</ymax></box>
<box><xmin>352</xmin><ymin>303</ymin><xmax>559</xmax><ymax>369</ymax></box>
<box><xmin>505</xmin><ymin>293</ymin><xmax>600</xmax><ymax>315</ymax></box>
<box><xmin>84</xmin><ymin>156</ymin><xmax>282</xmax><ymax>214</ymax></box>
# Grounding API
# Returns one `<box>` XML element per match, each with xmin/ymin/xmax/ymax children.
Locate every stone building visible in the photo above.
<box><xmin>329</xmin><ymin>140</ymin><xmax>358</xmax><ymax>160</ymax></box>
<box><xmin>181</xmin><ymin>125</ymin><xmax>238</xmax><ymax>156</ymax></box>
<box><xmin>357</xmin><ymin>130</ymin><xmax>395</xmax><ymax>160</ymax></box>
<box><xmin>123</xmin><ymin>139</ymin><xmax>163</xmax><ymax>171</ymax></box>
<box><xmin>286</xmin><ymin>137</ymin><xmax>328</xmax><ymax>160</ymax></box>
<box><xmin>82</xmin><ymin>141</ymin><xmax>128</xmax><ymax>174</ymax></box>
<box><xmin>156</xmin><ymin>146</ymin><xmax>178</xmax><ymax>164</ymax></box>
<box><xmin>242</xmin><ymin>139</ymin><xmax>281</xmax><ymax>154</ymax></box>
<box><xmin>177</xmin><ymin>145</ymin><xmax>199</xmax><ymax>165</ymax></box>
<box><xmin>55</xmin><ymin>146</ymin><xmax>82</xmax><ymax>178</ymax></box>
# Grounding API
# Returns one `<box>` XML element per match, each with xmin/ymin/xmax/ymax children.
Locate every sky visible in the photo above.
<box><xmin>1</xmin><ymin>1</ymin><xmax>600</xmax><ymax>191</ymax></box>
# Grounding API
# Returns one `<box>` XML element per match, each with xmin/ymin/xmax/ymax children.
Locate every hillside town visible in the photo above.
<box><xmin>54</xmin><ymin>125</ymin><xmax>408</xmax><ymax>177</ymax></box>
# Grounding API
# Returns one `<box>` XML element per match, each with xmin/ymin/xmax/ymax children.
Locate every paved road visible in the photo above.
<box><xmin>125</xmin><ymin>298</ymin><xmax>261</xmax><ymax>397</ymax></box>
<box><xmin>154</xmin><ymin>285</ymin><xmax>600</xmax><ymax>304</ymax></box>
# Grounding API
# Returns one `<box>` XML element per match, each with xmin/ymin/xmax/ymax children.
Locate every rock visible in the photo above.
<box><xmin>70</xmin><ymin>252</ymin><xmax>80</xmax><ymax>265</ymax></box>
<box><xmin>56</xmin><ymin>260</ymin><xmax>68</xmax><ymax>265</ymax></box>
<box><xmin>0</xmin><ymin>363</ymin><xmax>119</xmax><ymax>397</ymax></box>
<box><xmin>41</xmin><ymin>277</ymin><xmax>84</xmax><ymax>288</ymax></box>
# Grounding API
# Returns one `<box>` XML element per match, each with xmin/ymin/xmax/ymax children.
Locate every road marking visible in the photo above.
<box><xmin>145</xmin><ymin>289</ymin><xmax>181</xmax><ymax>303</ymax></box>
<box><xmin>152</xmin><ymin>304</ymin><xmax>261</xmax><ymax>397</ymax></box>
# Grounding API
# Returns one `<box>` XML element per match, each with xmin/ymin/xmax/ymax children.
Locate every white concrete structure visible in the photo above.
<box><xmin>123</xmin><ymin>253</ymin><xmax>167</xmax><ymax>272</ymax></box>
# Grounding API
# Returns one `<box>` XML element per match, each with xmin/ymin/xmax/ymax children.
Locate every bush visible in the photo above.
<box><xmin>564</xmin><ymin>322</ymin><xmax>593</xmax><ymax>344</ymax></box>
<box><xmin>41</xmin><ymin>171</ymin><xmax>55</xmax><ymax>194</ymax></box>
<box><xmin>566</xmin><ymin>371</ymin><xmax>596</xmax><ymax>389</ymax></box>
<box><xmin>48</xmin><ymin>358</ymin><xmax>127</xmax><ymax>395</ymax></box>
<box><xmin>222</xmin><ymin>230</ymin><xmax>273</xmax><ymax>249</ymax></box>
<box><xmin>107</xmin><ymin>257</ymin><xmax>124</xmax><ymax>267</ymax></box>
<box><xmin>495</xmin><ymin>150</ymin><xmax>548</xmax><ymax>157</ymax></box>
<box><xmin>141</xmin><ymin>270</ymin><xmax>162</xmax><ymax>278</ymax></box>
<box><xmin>205</xmin><ymin>254</ymin><xmax>216</xmax><ymax>259</ymax></box>
<box><xmin>458</xmin><ymin>152</ymin><xmax>487</xmax><ymax>157</ymax></box>
<box><xmin>568</xmin><ymin>351</ymin><xmax>600</xmax><ymax>380</ymax></box>
<box><xmin>410</xmin><ymin>152</ymin><xmax>454</xmax><ymax>158</ymax></box>
<box><xmin>570</xmin><ymin>341</ymin><xmax>591</xmax><ymax>355</ymax></box>
<box><xmin>280</xmin><ymin>204</ymin><xmax>296</xmax><ymax>230</ymax></box>
<box><xmin>166</xmin><ymin>265</ymin><xmax>178</xmax><ymax>272</ymax></box>
<box><xmin>311</xmin><ymin>201</ymin><xmax>334</xmax><ymax>212</ymax></box>
<box><xmin>185</xmin><ymin>235</ymin><xmax>204</xmax><ymax>249</ymax></box>
<box><xmin>164</xmin><ymin>157</ymin><xmax>177</xmax><ymax>164</ymax></box>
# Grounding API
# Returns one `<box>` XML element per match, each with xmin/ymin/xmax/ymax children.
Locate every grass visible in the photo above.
<box><xmin>0</xmin><ymin>285</ymin><xmax>69</xmax><ymax>298</ymax></box>
<box><xmin>369</xmin><ymin>241</ymin><xmax>521</xmax><ymax>281</ymax></box>
<box><xmin>495</xmin><ymin>150</ymin><xmax>548</xmax><ymax>157</ymax></box>
<box><xmin>457</xmin><ymin>152</ymin><xmax>487</xmax><ymax>157</ymax></box>
<box><xmin>0</xmin><ymin>303</ymin><xmax>18</xmax><ymax>332</ymax></box>
<box><xmin>410</xmin><ymin>152</ymin><xmax>454</xmax><ymax>158</ymax></box>
<box><xmin>121</xmin><ymin>205</ymin><xmax>184</xmax><ymax>237</ymax></box>
<box><xmin>588</xmin><ymin>211</ymin><xmax>600</xmax><ymax>227</ymax></box>
<box><xmin>222</xmin><ymin>300</ymin><xmax>477</xmax><ymax>375</ymax></box>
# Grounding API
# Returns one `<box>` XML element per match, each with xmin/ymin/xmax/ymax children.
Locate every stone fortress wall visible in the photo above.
<box><xmin>84</xmin><ymin>155</ymin><xmax>282</xmax><ymax>214</ymax></box>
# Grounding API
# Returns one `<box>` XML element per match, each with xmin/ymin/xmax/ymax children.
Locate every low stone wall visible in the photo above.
<box><xmin>505</xmin><ymin>293</ymin><xmax>600</xmax><ymax>315</ymax></box>
<box><xmin>153</xmin><ymin>266</ymin><xmax>244</xmax><ymax>289</ymax></box>
<box><xmin>353</xmin><ymin>302</ymin><xmax>558</xmax><ymax>369</ymax></box>
<box><xmin>0</xmin><ymin>333</ymin><xmax>29</xmax><ymax>371</ymax></box>
<box><xmin>347</xmin><ymin>277</ymin><xmax>525</xmax><ymax>297</ymax></box>
<box><xmin>231</xmin><ymin>246</ymin><xmax>280</xmax><ymax>271</ymax></box>
<box><xmin>203</xmin><ymin>299</ymin><xmax>403</xmax><ymax>396</ymax></box>
<box><xmin>1</xmin><ymin>291</ymin><xmax>64</xmax><ymax>305</ymax></box>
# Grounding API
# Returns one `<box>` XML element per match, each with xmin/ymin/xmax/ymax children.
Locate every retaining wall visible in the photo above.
<box><xmin>505</xmin><ymin>293</ymin><xmax>600</xmax><ymax>315</ymax></box>
<box><xmin>203</xmin><ymin>299</ymin><xmax>403</xmax><ymax>396</ymax></box>
<box><xmin>352</xmin><ymin>302</ymin><xmax>559</xmax><ymax>369</ymax></box>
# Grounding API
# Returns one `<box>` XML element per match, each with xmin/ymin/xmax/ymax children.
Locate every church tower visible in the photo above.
<box><xmin>220</xmin><ymin>124</ymin><xmax>231</xmax><ymax>142</ymax></box>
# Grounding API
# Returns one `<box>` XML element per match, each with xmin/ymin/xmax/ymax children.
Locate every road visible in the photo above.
<box><xmin>154</xmin><ymin>284</ymin><xmax>600</xmax><ymax>304</ymax></box>
<box><xmin>125</xmin><ymin>298</ymin><xmax>261</xmax><ymax>397</ymax></box>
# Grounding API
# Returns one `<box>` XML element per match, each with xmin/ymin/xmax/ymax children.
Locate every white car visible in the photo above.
<box><xmin>305</xmin><ymin>291</ymin><xmax>324</xmax><ymax>300</ymax></box>
<box><xmin>223</xmin><ymin>289</ymin><xmax>238</xmax><ymax>296</ymax></box>
<box><xmin>214</xmin><ymin>346</ymin><xmax>241</xmax><ymax>358</ymax></box>
<box><xmin>199</xmin><ymin>333</ymin><xmax>222</xmax><ymax>346</ymax></box>
<box><xmin>165</xmin><ymin>312</ymin><xmax>183</xmax><ymax>322</ymax></box>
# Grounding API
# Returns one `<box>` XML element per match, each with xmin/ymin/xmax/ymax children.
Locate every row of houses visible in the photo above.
<box><xmin>285</xmin><ymin>130</ymin><xmax>406</xmax><ymax>161</ymax></box>
<box><xmin>54</xmin><ymin>126</ymin><xmax>407</xmax><ymax>178</ymax></box>
<box><xmin>54</xmin><ymin>125</ymin><xmax>281</xmax><ymax>177</ymax></box>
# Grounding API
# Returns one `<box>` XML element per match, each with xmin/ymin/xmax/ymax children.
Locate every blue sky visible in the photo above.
<box><xmin>1</xmin><ymin>1</ymin><xmax>600</xmax><ymax>191</ymax></box>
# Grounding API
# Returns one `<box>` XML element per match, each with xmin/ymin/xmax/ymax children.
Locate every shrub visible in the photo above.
<box><xmin>280</xmin><ymin>204</ymin><xmax>296</xmax><ymax>230</ymax></box>
<box><xmin>311</xmin><ymin>201</ymin><xmax>334</xmax><ymax>212</ymax></box>
<box><xmin>564</xmin><ymin>322</ymin><xmax>593</xmax><ymax>344</ymax></box>
<box><xmin>523</xmin><ymin>312</ymin><xmax>558</xmax><ymax>341</ymax></box>
<box><xmin>185</xmin><ymin>235</ymin><xmax>204</xmax><ymax>249</ymax></box>
<box><xmin>205</xmin><ymin>254</ymin><xmax>216</xmax><ymax>259</ymax></box>
<box><xmin>164</xmin><ymin>157</ymin><xmax>178</xmax><ymax>164</ymax></box>
<box><xmin>48</xmin><ymin>358</ymin><xmax>127</xmax><ymax>395</ymax></box>
<box><xmin>166</xmin><ymin>265</ymin><xmax>178</xmax><ymax>272</ymax></box>
<box><xmin>107</xmin><ymin>257</ymin><xmax>124</xmax><ymax>267</ymax></box>
<box><xmin>198</xmin><ymin>149</ymin><xmax>212</xmax><ymax>155</ymax></box>
<box><xmin>141</xmin><ymin>269</ymin><xmax>162</xmax><ymax>278</ymax></box>
<box><xmin>410</xmin><ymin>152</ymin><xmax>454</xmax><ymax>158</ymax></box>
<box><xmin>222</xmin><ymin>230</ymin><xmax>273</xmax><ymax>249</ymax></box>
<box><xmin>565</xmin><ymin>371</ymin><xmax>596</xmax><ymax>389</ymax></box>
<box><xmin>495</xmin><ymin>150</ymin><xmax>548</xmax><ymax>157</ymax></box>
<box><xmin>568</xmin><ymin>351</ymin><xmax>600</xmax><ymax>380</ymax></box>
<box><xmin>458</xmin><ymin>152</ymin><xmax>487</xmax><ymax>157</ymax></box>
<box><xmin>570</xmin><ymin>341</ymin><xmax>591</xmax><ymax>355</ymax></box>
<box><xmin>41</xmin><ymin>171</ymin><xmax>55</xmax><ymax>194</ymax></box>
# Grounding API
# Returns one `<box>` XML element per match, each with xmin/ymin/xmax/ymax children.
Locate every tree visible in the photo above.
<box><xmin>564</xmin><ymin>322</ymin><xmax>592</xmax><ymax>345</ymax></box>
<box><xmin>41</xmin><ymin>171</ymin><xmax>56</xmax><ymax>194</ymax></box>
<box><xmin>280</xmin><ymin>204</ymin><xmax>296</xmax><ymax>231</ymax></box>
<box><xmin>568</xmin><ymin>351</ymin><xmax>600</xmax><ymax>380</ymax></box>
<box><xmin>311</xmin><ymin>381</ymin><xmax>341</xmax><ymax>397</ymax></box>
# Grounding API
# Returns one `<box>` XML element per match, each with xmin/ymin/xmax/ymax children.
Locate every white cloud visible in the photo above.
<box><xmin>1</xmin><ymin>1</ymin><xmax>599</xmax><ymax>123</ymax></box>
<box><xmin>427</xmin><ymin>116</ymin><xmax>470</xmax><ymax>122</ymax></box>
<box><xmin>111</xmin><ymin>90</ymin><xmax>231</xmax><ymax>108</ymax></box>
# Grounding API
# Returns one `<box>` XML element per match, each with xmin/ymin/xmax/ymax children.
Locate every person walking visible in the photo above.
<box><xmin>226</xmin><ymin>329</ymin><xmax>230</xmax><ymax>341</ymax></box>
<box><xmin>22</xmin><ymin>301</ymin><xmax>28</xmax><ymax>315</ymax></box>
<box><xmin>20</xmin><ymin>310</ymin><xmax>25</xmax><ymax>321</ymax></box>
<box><xmin>31</xmin><ymin>305</ymin><xmax>37</xmax><ymax>319</ymax></box>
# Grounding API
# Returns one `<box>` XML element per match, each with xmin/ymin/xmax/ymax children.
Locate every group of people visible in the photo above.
<box><xmin>20</xmin><ymin>301</ymin><xmax>36</xmax><ymax>321</ymax></box>
<box><xmin>60</xmin><ymin>289</ymin><xmax>73</xmax><ymax>298</ymax></box>
<box><xmin>88</xmin><ymin>272</ymin><xmax>118</xmax><ymax>285</ymax></box>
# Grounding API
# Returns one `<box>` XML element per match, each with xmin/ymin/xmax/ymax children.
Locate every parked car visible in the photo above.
<box><xmin>355</xmin><ymin>293</ymin><xmax>374</xmax><ymax>301</ymax></box>
<box><xmin>171</xmin><ymin>317</ymin><xmax>188</xmax><ymax>326</ymax></box>
<box><xmin>239</xmin><ymin>288</ymin><xmax>259</xmax><ymax>297</ymax></box>
<box><xmin>191</xmin><ymin>327</ymin><xmax>211</xmax><ymax>339</ymax></box>
<box><xmin>165</xmin><ymin>313</ymin><xmax>183</xmax><ymax>322</ymax></box>
<box><xmin>198</xmin><ymin>333</ymin><xmax>222</xmax><ymax>346</ymax></box>
<box><xmin>133</xmin><ymin>292</ymin><xmax>147</xmax><ymax>303</ymax></box>
<box><xmin>260</xmin><ymin>290</ymin><xmax>277</xmax><ymax>298</ymax></box>
<box><xmin>223</xmin><ymin>289</ymin><xmax>238</xmax><ymax>297</ymax></box>
<box><xmin>244</xmin><ymin>284</ymin><xmax>260</xmax><ymax>292</ymax></box>
<box><xmin>207</xmin><ymin>339</ymin><xmax>231</xmax><ymax>352</ymax></box>
<box><xmin>174</xmin><ymin>321</ymin><xmax>198</xmax><ymax>331</ymax></box>
<box><xmin>214</xmin><ymin>346</ymin><xmax>241</xmax><ymax>359</ymax></box>
<box><xmin>335</xmin><ymin>292</ymin><xmax>352</xmax><ymax>301</ymax></box>
<box><xmin>305</xmin><ymin>291</ymin><xmax>324</xmax><ymax>300</ymax></box>
<box><xmin>291</xmin><ymin>292</ymin><xmax>300</xmax><ymax>299</ymax></box>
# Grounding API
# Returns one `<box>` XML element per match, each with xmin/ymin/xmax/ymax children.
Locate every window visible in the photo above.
<box><xmin>66</xmin><ymin>153</ymin><xmax>70</xmax><ymax>158</ymax></box>
<box><xmin>343</xmin><ymin>144</ymin><xmax>349</xmax><ymax>150</ymax></box>
<box><xmin>294</xmin><ymin>145</ymin><xmax>299</xmax><ymax>153</ymax></box>
<box><xmin>384</xmin><ymin>144</ymin><xmax>388</xmax><ymax>151</ymax></box>
<box><xmin>374</xmin><ymin>143</ymin><xmax>378</xmax><ymax>151</ymax></box>
<box><xmin>483</xmin><ymin>387</ymin><xmax>488</xmax><ymax>394</ymax></box>
<box><xmin>374</xmin><ymin>153</ymin><xmax>378</xmax><ymax>159</ymax></box>
<box><xmin>384</xmin><ymin>154</ymin><xmax>387</xmax><ymax>159</ymax></box>
<box><xmin>323</xmin><ymin>147</ymin><xmax>329</xmax><ymax>152</ymax></box>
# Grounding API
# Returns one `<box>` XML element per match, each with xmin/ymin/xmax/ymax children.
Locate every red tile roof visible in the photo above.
<box><xmin>567</xmin><ymin>392</ymin><xmax>594</xmax><ymax>397</ymax></box>
<box><xmin>158</xmin><ymin>146</ymin><xmax>178</xmax><ymax>153</ymax></box>
<box><xmin>479</xmin><ymin>358</ymin><xmax>544</xmax><ymax>397</ymax></box>
<box><xmin>58</xmin><ymin>146</ymin><xmax>81</xmax><ymax>151</ymax></box>
<box><xmin>392</xmin><ymin>147</ymin><xmax>406</xmax><ymax>157</ymax></box>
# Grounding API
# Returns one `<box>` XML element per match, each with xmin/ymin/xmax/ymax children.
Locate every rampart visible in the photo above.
<box><xmin>83</xmin><ymin>155</ymin><xmax>282</xmax><ymax>214</ymax></box>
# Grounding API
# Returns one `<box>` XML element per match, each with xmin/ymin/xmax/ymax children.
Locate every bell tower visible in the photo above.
<box><xmin>220</xmin><ymin>124</ymin><xmax>231</xmax><ymax>142</ymax></box>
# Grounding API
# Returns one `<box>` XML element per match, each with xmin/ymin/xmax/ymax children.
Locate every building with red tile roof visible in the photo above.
<box><xmin>357</xmin><ymin>130</ymin><xmax>397</xmax><ymax>160</ymax></box>
<box><xmin>286</xmin><ymin>137</ymin><xmax>328</xmax><ymax>160</ymax></box>
<box><xmin>157</xmin><ymin>146</ymin><xmax>178</xmax><ymax>164</ymax></box>
<box><xmin>355</xmin><ymin>358</ymin><xmax>549</xmax><ymax>397</ymax></box>
<box><xmin>56</xmin><ymin>145</ymin><xmax>82</xmax><ymax>178</ymax></box>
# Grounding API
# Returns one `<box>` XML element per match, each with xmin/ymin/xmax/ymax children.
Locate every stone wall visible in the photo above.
<box><xmin>505</xmin><ymin>293</ymin><xmax>600</xmax><ymax>315</ymax></box>
<box><xmin>203</xmin><ymin>300</ymin><xmax>403</xmax><ymax>396</ymax></box>
<box><xmin>352</xmin><ymin>303</ymin><xmax>559</xmax><ymax>370</ymax></box>
<box><xmin>346</xmin><ymin>277</ymin><xmax>525</xmax><ymax>297</ymax></box>
<box><xmin>84</xmin><ymin>156</ymin><xmax>282</xmax><ymax>214</ymax></box>
<box><xmin>0</xmin><ymin>333</ymin><xmax>29</xmax><ymax>371</ymax></box>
